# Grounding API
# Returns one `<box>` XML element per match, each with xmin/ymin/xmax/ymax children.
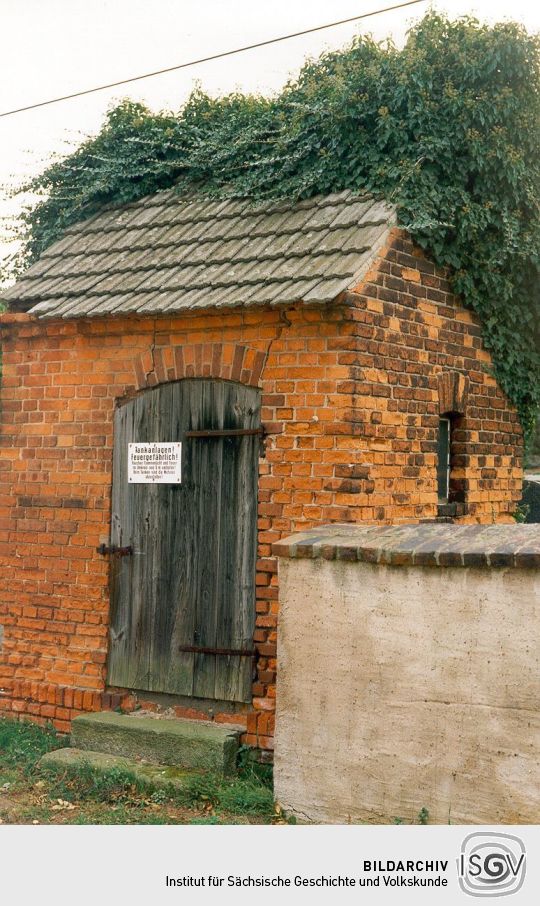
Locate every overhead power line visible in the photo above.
<box><xmin>1</xmin><ymin>0</ymin><xmax>427</xmax><ymax>118</ymax></box>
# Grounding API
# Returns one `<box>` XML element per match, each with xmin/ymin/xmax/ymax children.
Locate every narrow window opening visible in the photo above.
<box><xmin>437</xmin><ymin>417</ymin><xmax>451</xmax><ymax>502</ymax></box>
<box><xmin>437</xmin><ymin>412</ymin><xmax>467</xmax><ymax>517</ymax></box>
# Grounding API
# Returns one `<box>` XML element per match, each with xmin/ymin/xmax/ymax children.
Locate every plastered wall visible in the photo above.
<box><xmin>275</xmin><ymin>555</ymin><xmax>539</xmax><ymax>824</ymax></box>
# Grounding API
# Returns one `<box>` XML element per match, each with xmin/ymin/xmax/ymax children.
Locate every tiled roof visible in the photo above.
<box><xmin>2</xmin><ymin>189</ymin><xmax>395</xmax><ymax>319</ymax></box>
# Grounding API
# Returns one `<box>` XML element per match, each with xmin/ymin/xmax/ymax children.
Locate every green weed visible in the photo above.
<box><xmin>0</xmin><ymin>718</ymin><xmax>64</xmax><ymax>773</ymax></box>
<box><xmin>237</xmin><ymin>744</ymin><xmax>273</xmax><ymax>788</ymax></box>
<box><xmin>217</xmin><ymin>778</ymin><xmax>274</xmax><ymax>816</ymax></box>
<box><xmin>170</xmin><ymin>771</ymin><xmax>274</xmax><ymax>816</ymax></box>
<box><xmin>41</xmin><ymin>762</ymin><xmax>146</xmax><ymax>804</ymax></box>
<box><xmin>40</xmin><ymin>759</ymin><xmax>274</xmax><ymax>817</ymax></box>
<box><xmin>188</xmin><ymin>815</ymin><xmax>221</xmax><ymax>825</ymax></box>
<box><xmin>513</xmin><ymin>502</ymin><xmax>530</xmax><ymax>523</ymax></box>
<box><xmin>172</xmin><ymin>771</ymin><xmax>221</xmax><ymax>807</ymax></box>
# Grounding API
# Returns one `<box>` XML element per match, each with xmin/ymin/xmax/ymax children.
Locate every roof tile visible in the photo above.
<box><xmin>3</xmin><ymin>189</ymin><xmax>395</xmax><ymax>318</ymax></box>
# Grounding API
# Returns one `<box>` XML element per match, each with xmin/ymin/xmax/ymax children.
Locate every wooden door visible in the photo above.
<box><xmin>107</xmin><ymin>379</ymin><xmax>260</xmax><ymax>703</ymax></box>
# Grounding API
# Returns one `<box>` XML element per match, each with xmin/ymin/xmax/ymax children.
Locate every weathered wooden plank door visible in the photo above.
<box><xmin>107</xmin><ymin>379</ymin><xmax>260</xmax><ymax>703</ymax></box>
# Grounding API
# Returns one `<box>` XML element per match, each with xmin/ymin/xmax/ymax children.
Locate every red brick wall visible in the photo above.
<box><xmin>337</xmin><ymin>229</ymin><xmax>523</xmax><ymax>523</ymax></box>
<box><xmin>0</xmin><ymin>227</ymin><xmax>523</xmax><ymax>748</ymax></box>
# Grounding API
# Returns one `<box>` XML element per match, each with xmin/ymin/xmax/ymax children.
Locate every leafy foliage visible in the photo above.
<box><xmin>11</xmin><ymin>13</ymin><xmax>540</xmax><ymax>431</ymax></box>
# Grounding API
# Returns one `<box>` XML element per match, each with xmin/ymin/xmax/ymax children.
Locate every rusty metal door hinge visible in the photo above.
<box><xmin>96</xmin><ymin>543</ymin><xmax>133</xmax><ymax>556</ymax></box>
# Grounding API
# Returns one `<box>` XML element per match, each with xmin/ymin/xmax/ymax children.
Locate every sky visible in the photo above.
<box><xmin>1</xmin><ymin>0</ymin><xmax>539</xmax><ymax>276</ymax></box>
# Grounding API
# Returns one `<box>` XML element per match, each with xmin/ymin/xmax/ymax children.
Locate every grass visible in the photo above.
<box><xmin>0</xmin><ymin>717</ymin><xmax>278</xmax><ymax>826</ymax></box>
<box><xmin>0</xmin><ymin>716</ymin><xmax>66</xmax><ymax>771</ymax></box>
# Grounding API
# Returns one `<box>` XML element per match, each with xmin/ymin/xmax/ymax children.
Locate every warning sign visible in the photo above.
<box><xmin>128</xmin><ymin>442</ymin><xmax>182</xmax><ymax>484</ymax></box>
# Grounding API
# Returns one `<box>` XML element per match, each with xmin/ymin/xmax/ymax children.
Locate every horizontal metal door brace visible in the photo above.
<box><xmin>177</xmin><ymin>644</ymin><xmax>257</xmax><ymax>658</ymax></box>
<box><xmin>185</xmin><ymin>427</ymin><xmax>264</xmax><ymax>438</ymax></box>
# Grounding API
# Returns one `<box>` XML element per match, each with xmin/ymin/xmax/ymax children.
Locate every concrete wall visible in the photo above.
<box><xmin>275</xmin><ymin>549</ymin><xmax>539</xmax><ymax>824</ymax></box>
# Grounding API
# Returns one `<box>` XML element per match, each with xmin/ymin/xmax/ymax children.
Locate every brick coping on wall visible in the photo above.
<box><xmin>273</xmin><ymin>523</ymin><xmax>540</xmax><ymax>568</ymax></box>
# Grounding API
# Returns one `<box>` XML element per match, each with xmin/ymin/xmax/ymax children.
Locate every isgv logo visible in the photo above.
<box><xmin>458</xmin><ymin>833</ymin><xmax>526</xmax><ymax>897</ymax></box>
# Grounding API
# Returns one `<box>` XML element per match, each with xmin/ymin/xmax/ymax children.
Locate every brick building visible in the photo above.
<box><xmin>0</xmin><ymin>190</ymin><xmax>523</xmax><ymax>750</ymax></box>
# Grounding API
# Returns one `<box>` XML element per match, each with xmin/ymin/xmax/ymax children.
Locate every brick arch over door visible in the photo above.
<box><xmin>132</xmin><ymin>342</ymin><xmax>267</xmax><ymax>392</ymax></box>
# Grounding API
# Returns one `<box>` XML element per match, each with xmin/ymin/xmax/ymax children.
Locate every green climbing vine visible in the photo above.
<box><xmin>8</xmin><ymin>13</ymin><xmax>540</xmax><ymax>434</ymax></box>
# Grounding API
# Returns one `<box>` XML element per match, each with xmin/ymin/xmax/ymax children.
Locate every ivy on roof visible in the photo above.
<box><xmin>9</xmin><ymin>13</ymin><xmax>540</xmax><ymax>434</ymax></box>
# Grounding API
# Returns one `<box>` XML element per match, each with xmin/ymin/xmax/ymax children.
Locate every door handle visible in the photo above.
<box><xmin>96</xmin><ymin>544</ymin><xmax>133</xmax><ymax>556</ymax></box>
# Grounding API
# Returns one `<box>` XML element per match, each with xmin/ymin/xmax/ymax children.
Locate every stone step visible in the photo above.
<box><xmin>71</xmin><ymin>712</ymin><xmax>240</xmax><ymax>775</ymax></box>
<box><xmin>39</xmin><ymin>747</ymin><xmax>198</xmax><ymax>792</ymax></box>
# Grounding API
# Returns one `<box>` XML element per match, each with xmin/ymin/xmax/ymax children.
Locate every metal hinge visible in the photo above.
<box><xmin>96</xmin><ymin>543</ymin><xmax>133</xmax><ymax>556</ymax></box>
